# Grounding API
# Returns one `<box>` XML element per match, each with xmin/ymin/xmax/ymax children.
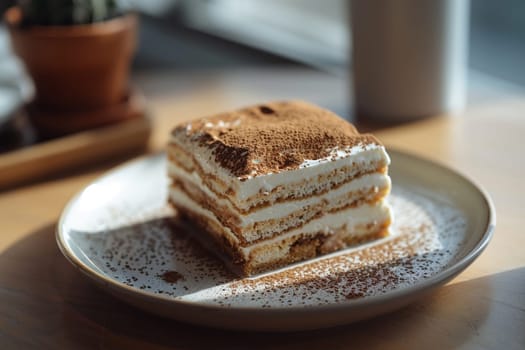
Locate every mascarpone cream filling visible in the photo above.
<box><xmin>170</xmin><ymin>137</ymin><xmax>390</xmax><ymax>201</ymax></box>
<box><xmin>169</xmin><ymin>164</ymin><xmax>391</xmax><ymax>228</ymax></box>
<box><xmin>169</xmin><ymin>187</ymin><xmax>392</xmax><ymax>259</ymax></box>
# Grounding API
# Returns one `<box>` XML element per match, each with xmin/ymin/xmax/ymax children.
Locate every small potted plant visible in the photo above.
<box><xmin>4</xmin><ymin>0</ymin><xmax>140</xmax><ymax>137</ymax></box>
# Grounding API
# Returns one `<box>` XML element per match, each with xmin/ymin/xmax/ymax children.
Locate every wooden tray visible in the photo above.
<box><xmin>0</xmin><ymin>114</ymin><xmax>151</xmax><ymax>190</ymax></box>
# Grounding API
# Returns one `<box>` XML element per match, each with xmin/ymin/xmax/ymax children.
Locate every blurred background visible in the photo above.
<box><xmin>1</xmin><ymin>0</ymin><xmax>524</xmax><ymax>81</ymax></box>
<box><xmin>0</xmin><ymin>0</ymin><xmax>524</xmax><ymax>186</ymax></box>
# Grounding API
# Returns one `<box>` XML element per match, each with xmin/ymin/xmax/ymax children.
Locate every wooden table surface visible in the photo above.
<box><xmin>1</xmin><ymin>68</ymin><xmax>524</xmax><ymax>349</ymax></box>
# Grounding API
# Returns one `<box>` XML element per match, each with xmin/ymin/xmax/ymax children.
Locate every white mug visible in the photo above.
<box><xmin>350</xmin><ymin>0</ymin><xmax>470</xmax><ymax>121</ymax></box>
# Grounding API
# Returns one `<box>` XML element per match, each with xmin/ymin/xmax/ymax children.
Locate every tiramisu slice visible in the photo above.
<box><xmin>168</xmin><ymin>101</ymin><xmax>392</xmax><ymax>276</ymax></box>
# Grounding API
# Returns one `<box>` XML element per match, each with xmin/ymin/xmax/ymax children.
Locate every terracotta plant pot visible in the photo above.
<box><xmin>4</xmin><ymin>6</ymin><xmax>137</xmax><ymax>113</ymax></box>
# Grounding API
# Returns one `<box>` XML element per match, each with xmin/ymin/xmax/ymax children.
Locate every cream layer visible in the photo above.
<box><xmin>169</xmin><ymin>137</ymin><xmax>390</xmax><ymax>202</ymax></box>
<box><xmin>169</xmin><ymin>167</ymin><xmax>390</xmax><ymax>233</ymax></box>
<box><xmin>169</xmin><ymin>187</ymin><xmax>392</xmax><ymax>263</ymax></box>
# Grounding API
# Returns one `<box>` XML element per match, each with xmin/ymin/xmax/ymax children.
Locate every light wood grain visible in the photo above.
<box><xmin>0</xmin><ymin>68</ymin><xmax>524</xmax><ymax>349</ymax></box>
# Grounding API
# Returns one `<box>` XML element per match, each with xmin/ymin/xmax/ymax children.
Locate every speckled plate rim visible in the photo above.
<box><xmin>56</xmin><ymin>149</ymin><xmax>496</xmax><ymax>329</ymax></box>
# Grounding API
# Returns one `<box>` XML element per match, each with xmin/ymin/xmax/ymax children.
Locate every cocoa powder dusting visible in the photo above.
<box><xmin>80</xmin><ymin>184</ymin><xmax>467</xmax><ymax>308</ymax></box>
<box><xmin>171</xmin><ymin>101</ymin><xmax>381</xmax><ymax>177</ymax></box>
<box><xmin>159</xmin><ymin>270</ymin><xmax>184</xmax><ymax>283</ymax></box>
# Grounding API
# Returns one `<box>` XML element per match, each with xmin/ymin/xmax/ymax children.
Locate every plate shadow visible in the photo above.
<box><xmin>1</xmin><ymin>224</ymin><xmax>523</xmax><ymax>349</ymax></box>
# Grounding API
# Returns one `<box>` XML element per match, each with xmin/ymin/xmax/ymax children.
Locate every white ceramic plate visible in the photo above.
<box><xmin>57</xmin><ymin>150</ymin><xmax>495</xmax><ymax>331</ymax></box>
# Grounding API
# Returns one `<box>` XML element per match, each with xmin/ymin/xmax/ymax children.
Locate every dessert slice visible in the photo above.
<box><xmin>168</xmin><ymin>101</ymin><xmax>392</xmax><ymax>276</ymax></box>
